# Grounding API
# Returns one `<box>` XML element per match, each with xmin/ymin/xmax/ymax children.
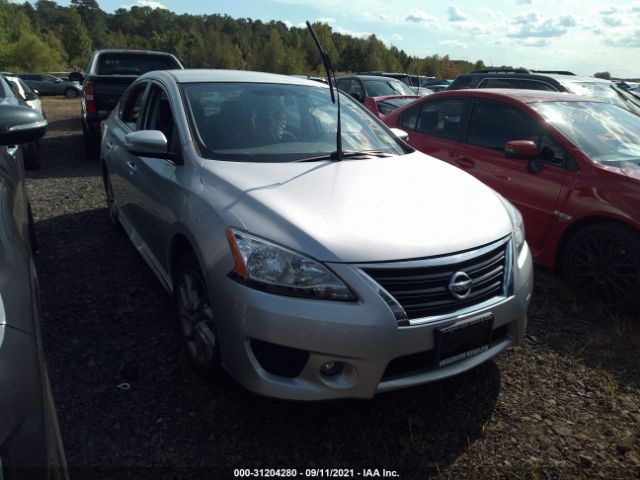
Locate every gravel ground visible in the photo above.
<box><xmin>27</xmin><ymin>98</ymin><xmax>640</xmax><ymax>480</ymax></box>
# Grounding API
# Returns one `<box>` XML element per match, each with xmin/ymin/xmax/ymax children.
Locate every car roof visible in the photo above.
<box><xmin>339</xmin><ymin>74</ymin><xmax>405</xmax><ymax>81</ymax></box>
<box><xmin>426</xmin><ymin>88</ymin><xmax>606</xmax><ymax>104</ymax></box>
<box><xmin>148</xmin><ymin>69</ymin><xmax>328</xmax><ymax>87</ymax></box>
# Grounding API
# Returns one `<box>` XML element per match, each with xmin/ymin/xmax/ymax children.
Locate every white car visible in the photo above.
<box><xmin>6</xmin><ymin>75</ymin><xmax>44</xmax><ymax>116</ymax></box>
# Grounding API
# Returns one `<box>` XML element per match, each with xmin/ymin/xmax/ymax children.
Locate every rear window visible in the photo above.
<box><xmin>96</xmin><ymin>54</ymin><xmax>180</xmax><ymax>75</ymax></box>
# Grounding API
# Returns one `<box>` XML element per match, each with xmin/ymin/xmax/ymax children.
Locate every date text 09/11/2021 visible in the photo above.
<box><xmin>233</xmin><ymin>468</ymin><xmax>401</xmax><ymax>478</ymax></box>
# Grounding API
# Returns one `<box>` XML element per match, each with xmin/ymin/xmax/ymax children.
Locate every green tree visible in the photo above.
<box><xmin>594</xmin><ymin>71</ymin><xmax>611</xmax><ymax>80</ymax></box>
<box><xmin>61</xmin><ymin>8</ymin><xmax>92</xmax><ymax>64</ymax></box>
<box><xmin>5</xmin><ymin>30</ymin><xmax>65</xmax><ymax>71</ymax></box>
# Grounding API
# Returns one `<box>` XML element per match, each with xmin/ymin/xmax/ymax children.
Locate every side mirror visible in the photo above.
<box><xmin>390</xmin><ymin>128</ymin><xmax>410</xmax><ymax>142</ymax></box>
<box><xmin>0</xmin><ymin>105</ymin><xmax>47</xmax><ymax>145</ymax></box>
<box><xmin>33</xmin><ymin>89</ymin><xmax>39</xmax><ymax>95</ymax></box>
<box><xmin>25</xmin><ymin>92</ymin><xmax>38</xmax><ymax>101</ymax></box>
<box><xmin>68</xmin><ymin>72</ymin><xmax>84</xmax><ymax>83</ymax></box>
<box><xmin>350</xmin><ymin>92</ymin><xmax>363</xmax><ymax>102</ymax></box>
<box><xmin>124</xmin><ymin>130</ymin><xmax>175</xmax><ymax>160</ymax></box>
<box><xmin>505</xmin><ymin>140</ymin><xmax>538</xmax><ymax>159</ymax></box>
<box><xmin>505</xmin><ymin>140</ymin><xmax>544</xmax><ymax>174</ymax></box>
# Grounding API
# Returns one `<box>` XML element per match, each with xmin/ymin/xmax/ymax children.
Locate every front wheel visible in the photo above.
<box><xmin>64</xmin><ymin>88</ymin><xmax>79</xmax><ymax>99</ymax></box>
<box><xmin>562</xmin><ymin>223</ymin><xmax>640</xmax><ymax>312</ymax></box>
<box><xmin>174</xmin><ymin>253</ymin><xmax>223</xmax><ymax>380</ymax></box>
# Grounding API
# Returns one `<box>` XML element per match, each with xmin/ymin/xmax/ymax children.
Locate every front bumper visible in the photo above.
<box><xmin>210</xmin><ymin>242</ymin><xmax>533</xmax><ymax>400</ymax></box>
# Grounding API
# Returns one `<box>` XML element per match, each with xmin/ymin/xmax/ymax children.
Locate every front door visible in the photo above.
<box><xmin>454</xmin><ymin>99</ymin><xmax>568</xmax><ymax>257</ymax></box>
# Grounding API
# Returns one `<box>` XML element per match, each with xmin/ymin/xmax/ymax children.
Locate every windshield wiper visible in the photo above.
<box><xmin>295</xmin><ymin>150</ymin><xmax>393</xmax><ymax>162</ymax></box>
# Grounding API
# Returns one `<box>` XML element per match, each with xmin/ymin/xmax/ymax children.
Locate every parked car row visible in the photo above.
<box><xmin>383</xmin><ymin>88</ymin><xmax>640</xmax><ymax>311</ymax></box>
<box><xmin>0</xmin><ymin>74</ymin><xmax>67</xmax><ymax>477</ymax></box>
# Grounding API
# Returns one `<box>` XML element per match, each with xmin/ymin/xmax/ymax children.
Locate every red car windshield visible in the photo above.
<box><xmin>531</xmin><ymin>101</ymin><xmax>640</xmax><ymax>165</ymax></box>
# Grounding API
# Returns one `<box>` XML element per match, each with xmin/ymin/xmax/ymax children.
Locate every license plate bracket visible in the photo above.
<box><xmin>435</xmin><ymin>313</ymin><xmax>494</xmax><ymax>367</ymax></box>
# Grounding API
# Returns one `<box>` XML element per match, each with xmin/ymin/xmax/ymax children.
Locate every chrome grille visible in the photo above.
<box><xmin>362</xmin><ymin>238</ymin><xmax>510</xmax><ymax>323</ymax></box>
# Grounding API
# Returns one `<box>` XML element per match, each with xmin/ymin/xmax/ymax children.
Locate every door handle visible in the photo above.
<box><xmin>456</xmin><ymin>157</ymin><xmax>475</xmax><ymax>169</ymax></box>
<box><xmin>105</xmin><ymin>142</ymin><xmax>113</xmax><ymax>151</ymax></box>
<box><xmin>7</xmin><ymin>145</ymin><xmax>19</xmax><ymax>158</ymax></box>
<box><xmin>126</xmin><ymin>160</ymin><xmax>137</xmax><ymax>174</ymax></box>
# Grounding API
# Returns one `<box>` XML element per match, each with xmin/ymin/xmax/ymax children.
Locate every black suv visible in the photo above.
<box><xmin>449</xmin><ymin>68</ymin><xmax>640</xmax><ymax>115</ymax></box>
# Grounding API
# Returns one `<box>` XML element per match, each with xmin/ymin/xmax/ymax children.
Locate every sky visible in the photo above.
<box><xmin>56</xmin><ymin>0</ymin><xmax>640</xmax><ymax>78</ymax></box>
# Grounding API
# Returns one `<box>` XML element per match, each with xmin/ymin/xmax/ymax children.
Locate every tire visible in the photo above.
<box><xmin>102</xmin><ymin>168</ymin><xmax>122</xmax><ymax>232</ymax></box>
<box><xmin>173</xmin><ymin>253</ymin><xmax>223</xmax><ymax>380</ymax></box>
<box><xmin>64</xmin><ymin>87</ymin><xmax>79</xmax><ymax>99</ymax></box>
<box><xmin>561</xmin><ymin>223</ymin><xmax>640</xmax><ymax>311</ymax></box>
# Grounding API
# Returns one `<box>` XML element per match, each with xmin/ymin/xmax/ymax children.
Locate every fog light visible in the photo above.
<box><xmin>320</xmin><ymin>361</ymin><xmax>343</xmax><ymax>377</ymax></box>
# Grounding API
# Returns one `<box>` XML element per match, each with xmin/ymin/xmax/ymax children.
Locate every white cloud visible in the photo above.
<box><xmin>283</xmin><ymin>20</ymin><xmax>293</xmax><ymax>29</ymax></box>
<box><xmin>120</xmin><ymin>0</ymin><xmax>167</xmax><ymax>9</ymax></box>
<box><xmin>447</xmin><ymin>6</ymin><xmax>468</xmax><ymax>22</ymax></box>
<box><xmin>438</xmin><ymin>40</ymin><xmax>468</xmax><ymax>49</ymax></box>
<box><xmin>522</xmin><ymin>38</ymin><xmax>550</xmax><ymax>47</ymax></box>
<box><xmin>602</xmin><ymin>16</ymin><xmax>622</xmax><ymax>27</ymax></box>
<box><xmin>405</xmin><ymin>10</ymin><xmax>436</xmax><ymax>23</ymax></box>
<box><xmin>605</xmin><ymin>29</ymin><xmax>640</xmax><ymax>47</ymax></box>
<box><xmin>516</xmin><ymin>0</ymin><xmax>533</xmax><ymax>4</ymax></box>
<box><xmin>333</xmin><ymin>26</ymin><xmax>371</xmax><ymax>39</ymax></box>
<box><xmin>391</xmin><ymin>33</ymin><xmax>402</xmax><ymax>41</ymax></box>
<box><xmin>508</xmin><ymin>14</ymin><xmax>577</xmax><ymax>38</ymax></box>
<box><xmin>316</xmin><ymin>17</ymin><xmax>336</xmax><ymax>25</ymax></box>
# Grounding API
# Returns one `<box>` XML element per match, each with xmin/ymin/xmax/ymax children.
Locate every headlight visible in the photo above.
<box><xmin>226</xmin><ymin>228</ymin><xmax>356</xmax><ymax>301</ymax></box>
<box><xmin>498</xmin><ymin>196</ymin><xmax>525</xmax><ymax>253</ymax></box>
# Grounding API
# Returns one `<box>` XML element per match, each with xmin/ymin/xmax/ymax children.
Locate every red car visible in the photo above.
<box><xmin>336</xmin><ymin>75</ymin><xmax>419</xmax><ymax>118</ymax></box>
<box><xmin>384</xmin><ymin>89</ymin><xmax>640</xmax><ymax>310</ymax></box>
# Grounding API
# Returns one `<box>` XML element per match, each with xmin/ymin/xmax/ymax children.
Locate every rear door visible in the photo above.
<box><xmin>454</xmin><ymin>99</ymin><xmax>568</xmax><ymax>255</ymax></box>
<box><xmin>104</xmin><ymin>81</ymin><xmax>150</xmax><ymax>231</ymax></box>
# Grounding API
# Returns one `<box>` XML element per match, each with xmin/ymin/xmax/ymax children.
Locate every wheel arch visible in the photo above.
<box><xmin>168</xmin><ymin>231</ymin><xmax>201</xmax><ymax>287</ymax></box>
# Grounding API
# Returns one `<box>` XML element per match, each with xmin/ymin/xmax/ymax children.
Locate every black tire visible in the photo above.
<box><xmin>173</xmin><ymin>253</ymin><xmax>223</xmax><ymax>380</ymax></box>
<box><xmin>64</xmin><ymin>87</ymin><xmax>79</xmax><ymax>99</ymax></box>
<box><xmin>102</xmin><ymin>167</ymin><xmax>123</xmax><ymax>232</ymax></box>
<box><xmin>561</xmin><ymin>223</ymin><xmax>640</xmax><ymax>311</ymax></box>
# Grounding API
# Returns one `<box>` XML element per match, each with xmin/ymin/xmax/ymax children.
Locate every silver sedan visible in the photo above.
<box><xmin>101</xmin><ymin>70</ymin><xmax>533</xmax><ymax>400</ymax></box>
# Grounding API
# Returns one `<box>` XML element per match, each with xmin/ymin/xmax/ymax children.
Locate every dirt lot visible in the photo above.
<box><xmin>26</xmin><ymin>98</ymin><xmax>640</xmax><ymax>479</ymax></box>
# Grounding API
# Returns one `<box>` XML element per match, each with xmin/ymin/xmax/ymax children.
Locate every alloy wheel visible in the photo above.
<box><xmin>176</xmin><ymin>270</ymin><xmax>217</xmax><ymax>366</ymax></box>
<box><xmin>566</xmin><ymin>231</ymin><xmax>640</xmax><ymax>306</ymax></box>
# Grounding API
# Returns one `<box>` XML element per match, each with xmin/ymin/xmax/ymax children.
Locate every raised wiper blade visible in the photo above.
<box><xmin>295</xmin><ymin>150</ymin><xmax>392</xmax><ymax>162</ymax></box>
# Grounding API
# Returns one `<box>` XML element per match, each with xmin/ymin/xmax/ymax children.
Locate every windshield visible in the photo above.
<box><xmin>363</xmin><ymin>79</ymin><xmax>415</xmax><ymax>97</ymax></box>
<box><xmin>562</xmin><ymin>81</ymin><xmax>640</xmax><ymax>115</ymax></box>
<box><xmin>531</xmin><ymin>101</ymin><xmax>640</xmax><ymax>166</ymax></box>
<box><xmin>181</xmin><ymin>82</ymin><xmax>407</xmax><ymax>162</ymax></box>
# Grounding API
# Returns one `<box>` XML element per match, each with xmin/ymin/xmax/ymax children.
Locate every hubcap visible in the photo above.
<box><xmin>176</xmin><ymin>270</ymin><xmax>216</xmax><ymax>365</ymax></box>
<box><xmin>568</xmin><ymin>234</ymin><xmax>640</xmax><ymax>305</ymax></box>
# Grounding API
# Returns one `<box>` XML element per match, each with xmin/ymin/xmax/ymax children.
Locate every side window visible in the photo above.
<box><xmin>481</xmin><ymin>78</ymin><xmax>522</xmax><ymax>89</ymax></box>
<box><xmin>521</xmin><ymin>80</ymin><xmax>556</xmax><ymax>91</ymax></box>
<box><xmin>120</xmin><ymin>83</ymin><xmax>148</xmax><ymax>130</ymax></box>
<box><xmin>144</xmin><ymin>85</ymin><xmax>179</xmax><ymax>152</ymax></box>
<box><xmin>400</xmin><ymin>105</ymin><xmax>420</xmax><ymax>131</ymax></box>
<box><xmin>415</xmin><ymin>99</ymin><xmax>466</xmax><ymax>141</ymax></box>
<box><xmin>468</xmin><ymin>100</ymin><xmax>566</xmax><ymax>166</ymax></box>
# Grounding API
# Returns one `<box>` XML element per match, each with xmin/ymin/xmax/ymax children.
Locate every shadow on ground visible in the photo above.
<box><xmin>527</xmin><ymin>267</ymin><xmax>640</xmax><ymax>391</ymax></box>
<box><xmin>34</xmin><ymin>208</ymin><xmax>501</xmax><ymax>475</ymax></box>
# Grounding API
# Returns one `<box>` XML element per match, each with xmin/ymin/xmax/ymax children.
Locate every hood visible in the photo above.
<box><xmin>200</xmin><ymin>152</ymin><xmax>513</xmax><ymax>263</ymax></box>
<box><xmin>620</xmin><ymin>161</ymin><xmax>640</xmax><ymax>181</ymax></box>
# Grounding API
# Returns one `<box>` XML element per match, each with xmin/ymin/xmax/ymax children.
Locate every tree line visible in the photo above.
<box><xmin>0</xmin><ymin>0</ymin><xmax>485</xmax><ymax>78</ymax></box>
